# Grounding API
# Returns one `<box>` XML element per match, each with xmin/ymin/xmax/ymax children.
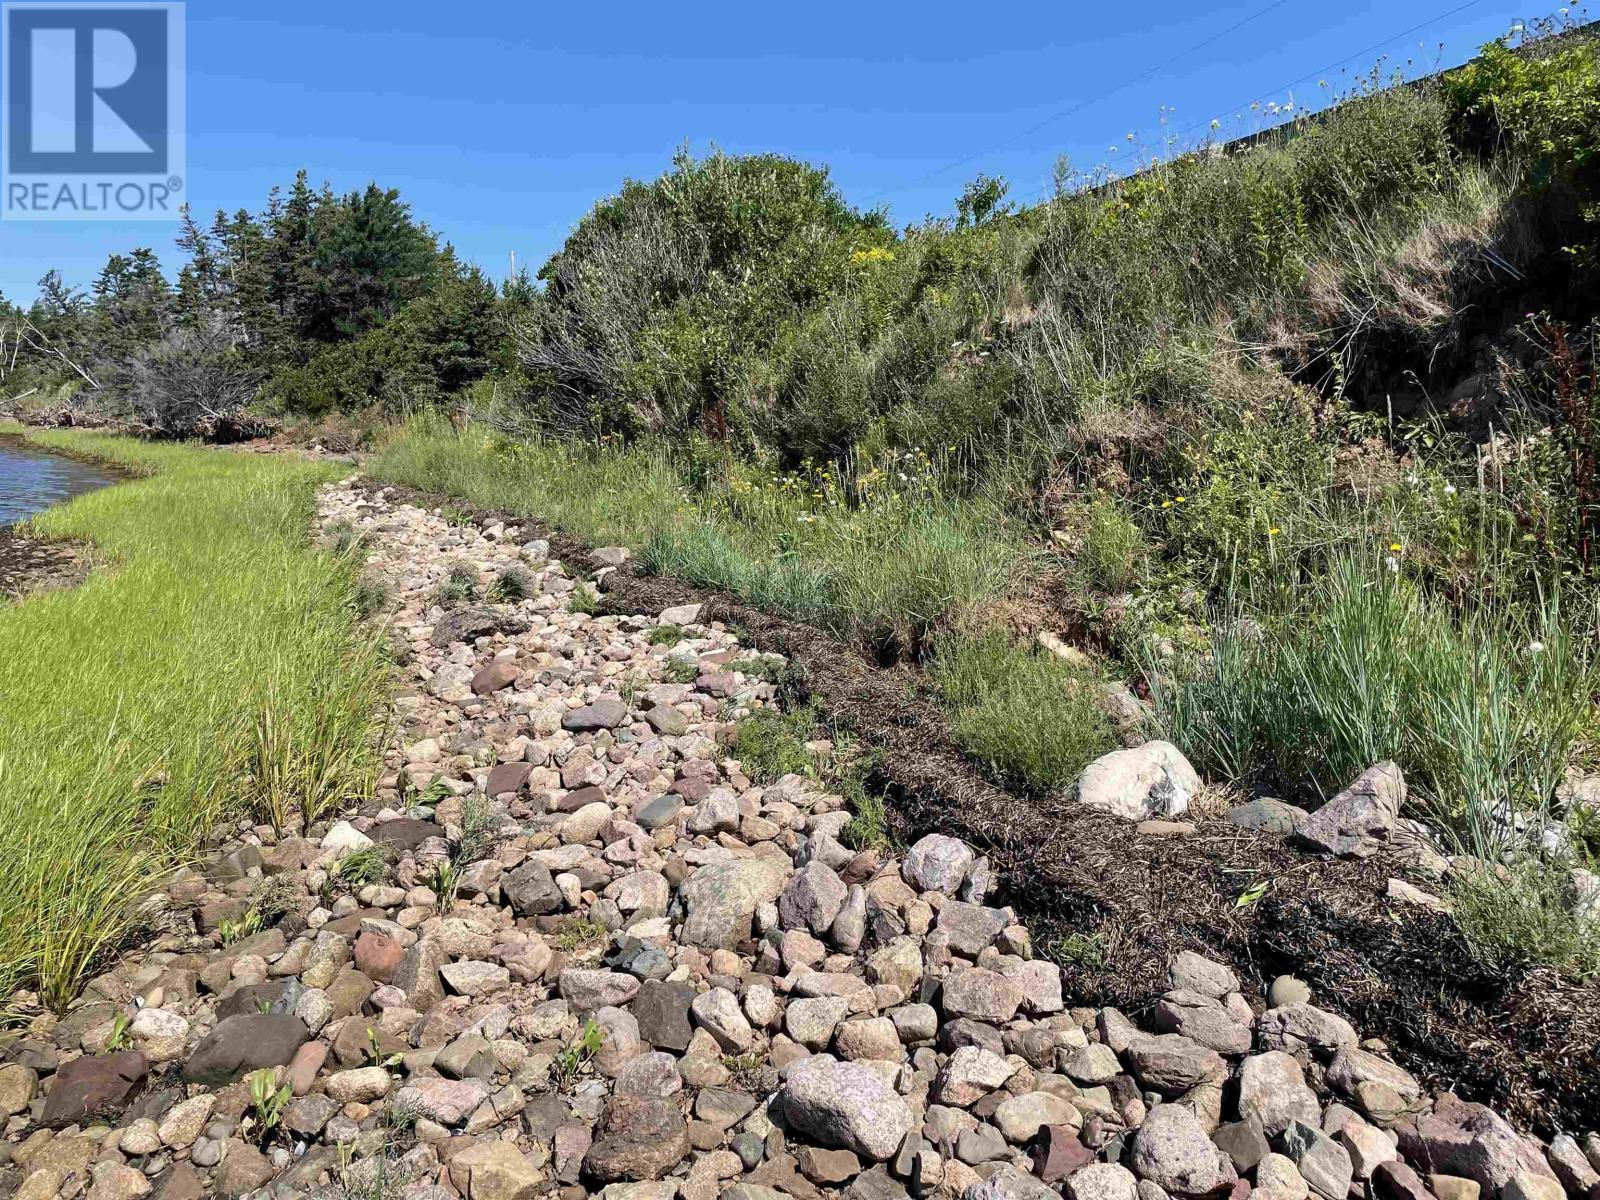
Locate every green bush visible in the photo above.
<box><xmin>729</xmin><ymin>705</ymin><xmax>818</xmax><ymax>783</ymax></box>
<box><xmin>932</xmin><ymin>629</ymin><xmax>1116</xmax><ymax>795</ymax></box>
<box><xmin>1449</xmin><ymin>859</ymin><xmax>1600</xmax><ymax>978</ymax></box>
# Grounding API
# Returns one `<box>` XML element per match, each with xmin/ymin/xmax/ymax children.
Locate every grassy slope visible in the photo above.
<box><xmin>369</xmin><ymin>419</ymin><xmax>1121</xmax><ymax>795</ymax></box>
<box><xmin>0</xmin><ymin>427</ymin><xmax>386</xmax><ymax>1010</ymax></box>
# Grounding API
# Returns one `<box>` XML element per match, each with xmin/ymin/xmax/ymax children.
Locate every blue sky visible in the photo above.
<box><xmin>0</xmin><ymin>0</ymin><xmax>1543</xmax><ymax>302</ymax></box>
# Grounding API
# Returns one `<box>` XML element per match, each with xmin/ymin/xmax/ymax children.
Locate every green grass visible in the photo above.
<box><xmin>729</xmin><ymin>704</ymin><xmax>819</xmax><ymax>783</ymax></box>
<box><xmin>931</xmin><ymin>629</ymin><xmax>1117</xmax><ymax>796</ymax></box>
<box><xmin>368</xmin><ymin>416</ymin><xmax>1022</xmax><ymax>654</ymax></box>
<box><xmin>1149</xmin><ymin>557</ymin><xmax>1592</xmax><ymax>857</ymax></box>
<box><xmin>1449</xmin><ymin>860</ymin><xmax>1600</xmax><ymax>979</ymax></box>
<box><xmin>0</xmin><ymin>426</ymin><xmax>387</xmax><ymax>1010</ymax></box>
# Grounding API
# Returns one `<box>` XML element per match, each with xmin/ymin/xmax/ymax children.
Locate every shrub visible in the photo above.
<box><xmin>431</xmin><ymin>563</ymin><xmax>476</xmax><ymax>608</ymax></box>
<box><xmin>1079</xmin><ymin>497</ymin><xmax>1144</xmax><ymax>594</ymax></box>
<box><xmin>121</xmin><ymin>326</ymin><xmax>263</xmax><ymax>438</ymax></box>
<box><xmin>486</xmin><ymin>565</ymin><xmax>532</xmax><ymax>604</ymax></box>
<box><xmin>932</xmin><ymin>629</ymin><xmax>1116</xmax><ymax>796</ymax></box>
<box><xmin>1449</xmin><ymin>858</ymin><xmax>1600</xmax><ymax>978</ymax></box>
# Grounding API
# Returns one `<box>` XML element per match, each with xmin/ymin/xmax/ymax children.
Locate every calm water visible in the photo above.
<box><xmin>0</xmin><ymin>439</ymin><xmax>114</xmax><ymax>527</ymax></box>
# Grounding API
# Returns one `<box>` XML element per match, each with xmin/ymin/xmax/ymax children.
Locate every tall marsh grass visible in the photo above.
<box><xmin>0</xmin><ymin>429</ymin><xmax>387</xmax><ymax>1009</ymax></box>
<box><xmin>1150</xmin><ymin>557</ymin><xmax>1592</xmax><ymax>856</ymax></box>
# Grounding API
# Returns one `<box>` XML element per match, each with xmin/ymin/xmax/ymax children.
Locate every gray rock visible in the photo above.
<box><xmin>635</xmin><ymin>794</ymin><xmax>683</xmax><ymax>832</ymax></box>
<box><xmin>559</xmin><ymin>969</ymin><xmax>641</xmax><ymax>1011</ymax></box>
<box><xmin>1258</xmin><ymin>1004</ymin><xmax>1357</xmax><ymax>1057</ymax></box>
<box><xmin>631</xmin><ymin>980</ymin><xmax>696</xmax><ymax>1052</ymax></box>
<box><xmin>1280</xmin><ymin>1120</ymin><xmax>1355</xmax><ymax>1200</ymax></box>
<box><xmin>1396</xmin><ymin>1096</ymin><xmax>1558</xmax><ymax>1198</ymax></box>
<box><xmin>1069</xmin><ymin>1163</ymin><xmax>1141</xmax><ymax>1200</ymax></box>
<box><xmin>1238</xmin><ymin>1051</ymin><xmax>1320</xmax><ymax>1136</ymax></box>
<box><xmin>183</xmin><ymin>1015</ymin><xmax>307</xmax><ymax>1086</ymax></box>
<box><xmin>391</xmin><ymin>934</ymin><xmax>447</xmax><ymax>1011</ymax></box>
<box><xmin>1076</xmin><ymin>741</ymin><xmax>1201</xmax><ymax>821</ymax></box>
<box><xmin>935</xmin><ymin>900</ymin><xmax>1011</xmax><ymax>957</ymax></box>
<box><xmin>1123</xmin><ymin>1034</ymin><xmax>1227</xmax><ymax>1096</ymax></box>
<box><xmin>931</xmin><ymin>1044</ymin><xmax>1015</xmax><ymax>1107</ymax></box>
<box><xmin>1168</xmin><ymin>951</ymin><xmax>1239</xmax><ymax>999</ymax></box>
<box><xmin>958</xmin><ymin>1122</ymin><xmax>1010</xmax><ymax>1164</ymax></box>
<box><xmin>642</xmin><ymin>704</ymin><xmax>687</xmax><ymax>737</ymax></box>
<box><xmin>1131</xmin><ymin>1102</ymin><xmax>1233</xmax><ymax>1195</ymax></box>
<box><xmin>430</xmin><ymin>606</ymin><xmax>528</xmax><ymax>649</ymax></box>
<box><xmin>967</xmin><ymin>1166</ymin><xmax>1059</xmax><ymax>1200</ymax></box>
<box><xmin>1546</xmin><ymin>1134</ymin><xmax>1600</xmax><ymax>1196</ymax></box>
<box><xmin>1326</xmin><ymin>1047</ymin><xmax>1422</xmax><ymax>1107</ymax></box>
<box><xmin>1227</xmin><ymin>799</ymin><xmax>1308</xmax><ymax>835</ymax></box>
<box><xmin>901</xmin><ymin>834</ymin><xmax>974</xmax><ymax>894</ymax></box>
<box><xmin>583</xmin><ymin>1094</ymin><xmax>690</xmax><ymax>1181</ymax></box>
<box><xmin>940</xmin><ymin>968</ymin><xmax>1022</xmax><ymax>1024</ymax></box>
<box><xmin>780</xmin><ymin>861</ymin><xmax>848</xmax><ymax>935</ymax></box>
<box><xmin>504</xmin><ymin>859</ymin><xmax>565</xmax><ymax>916</ymax></box>
<box><xmin>678</xmin><ymin>856</ymin><xmax>793</xmax><ymax>949</ymax></box>
<box><xmin>1294</xmin><ymin>762</ymin><xmax>1404</xmax><ymax>858</ymax></box>
<box><xmin>564</xmin><ymin>696</ymin><xmax>629</xmax><ymax>731</ymax></box>
<box><xmin>690</xmin><ymin>987</ymin><xmax>754</xmax><ymax>1052</ymax></box>
<box><xmin>780</xmin><ymin>1054</ymin><xmax>915</xmax><ymax>1161</ymax></box>
<box><xmin>1153</xmin><ymin>991</ymin><xmax>1251</xmax><ymax>1055</ymax></box>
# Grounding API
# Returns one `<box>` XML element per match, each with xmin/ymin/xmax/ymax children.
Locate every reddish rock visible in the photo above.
<box><xmin>1033</xmin><ymin>1124</ymin><xmax>1095</xmax><ymax>1183</ymax></box>
<box><xmin>41</xmin><ymin>1050</ymin><xmax>148</xmax><ymax>1127</ymax></box>
<box><xmin>486</xmin><ymin>761</ymin><xmax>534</xmax><ymax>797</ymax></box>
<box><xmin>472</xmin><ymin>660</ymin><xmax>520</xmax><ymax>695</ymax></box>
<box><xmin>353</xmin><ymin>930</ymin><xmax>406</xmax><ymax>983</ymax></box>
<box><xmin>285</xmin><ymin>1040</ymin><xmax>327</xmax><ymax>1096</ymax></box>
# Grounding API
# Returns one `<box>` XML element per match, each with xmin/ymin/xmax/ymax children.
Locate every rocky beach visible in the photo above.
<box><xmin>3</xmin><ymin>477</ymin><xmax>1594</xmax><ymax>1200</ymax></box>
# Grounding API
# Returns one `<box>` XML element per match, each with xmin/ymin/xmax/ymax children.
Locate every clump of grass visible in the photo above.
<box><xmin>736</xmin><ymin>654</ymin><xmax>794</xmax><ymax>687</ymax></box>
<box><xmin>567</xmin><ymin>583</ymin><xmax>601</xmax><ymax>615</ymax></box>
<box><xmin>1078</xmin><ymin>497</ymin><xmax>1145</xmax><ymax>594</ymax></box>
<box><xmin>553</xmin><ymin>1017</ymin><xmax>605</xmax><ymax>1091</ymax></box>
<box><xmin>648</xmin><ymin>623</ymin><xmax>684</xmax><ymax>645</ymax></box>
<box><xmin>1149</xmin><ymin>557</ymin><xmax>1592</xmax><ymax>857</ymax></box>
<box><xmin>431</xmin><ymin>562</ymin><xmax>477</xmax><ymax>608</ymax></box>
<box><xmin>454</xmin><ymin>792</ymin><xmax>503</xmax><ymax>864</ymax></box>
<box><xmin>1449</xmin><ymin>860</ymin><xmax>1600</xmax><ymax>979</ymax></box>
<box><xmin>217</xmin><ymin>909</ymin><xmax>263</xmax><ymax>946</ymax></box>
<box><xmin>323</xmin><ymin>518</ymin><xmax>366</xmax><ymax>555</ymax></box>
<box><xmin>552</xmin><ymin>915</ymin><xmax>608</xmax><ymax>953</ymax></box>
<box><xmin>730</xmin><ymin>704</ymin><xmax>818</xmax><ymax>783</ymax></box>
<box><xmin>1047</xmin><ymin>931</ymin><xmax>1109</xmax><ymax>972</ymax></box>
<box><xmin>251</xmin><ymin>874</ymin><xmax>302</xmax><ymax>923</ymax></box>
<box><xmin>244</xmin><ymin>1067</ymin><xmax>292</xmax><ymax>1142</ymax></box>
<box><xmin>662</xmin><ymin>657</ymin><xmax>698</xmax><ymax>684</ymax></box>
<box><xmin>352</xmin><ymin>572</ymin><xmax>388</xmax><ymax>618</ymax></box>
<box><xmin>486</xmin><ymin>565</ymin><xmax>532</xmax><ymax>604</ymax></box>
<box><xmin>0</xmin><ymin>429</ymin><xmax>386</xmax><ymax>1010</ymax></box>
<box><xmin>932</xmin><ymin>629</ymin><xmax>1116</xmax><ymax>796</ymax></box>
<box><xmin>840</xmin><ymin>765</ymin><xmax>893</xmax><ymax>853</ymax></box>
<box><xmin>334</xmin><ymin>845</ymin><xmax>391</xmax><ymax>888</ymax></box>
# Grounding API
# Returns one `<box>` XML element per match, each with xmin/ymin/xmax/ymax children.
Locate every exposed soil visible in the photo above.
<box><xmin>356</xmin><ymin>478</ymin><xmax>1600</xmax><ymax>1136</ymax></box>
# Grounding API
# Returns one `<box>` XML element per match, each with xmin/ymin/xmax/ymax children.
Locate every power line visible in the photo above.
<box><xmin>860</xmin><ymin>0</ymin><xmax>1295</xmax><ymax>204</ymax></box>
<box><xmin>1013</xmin><ymin>0</ymin><xmax>1494</xmax><ymax>204</ymax></box>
